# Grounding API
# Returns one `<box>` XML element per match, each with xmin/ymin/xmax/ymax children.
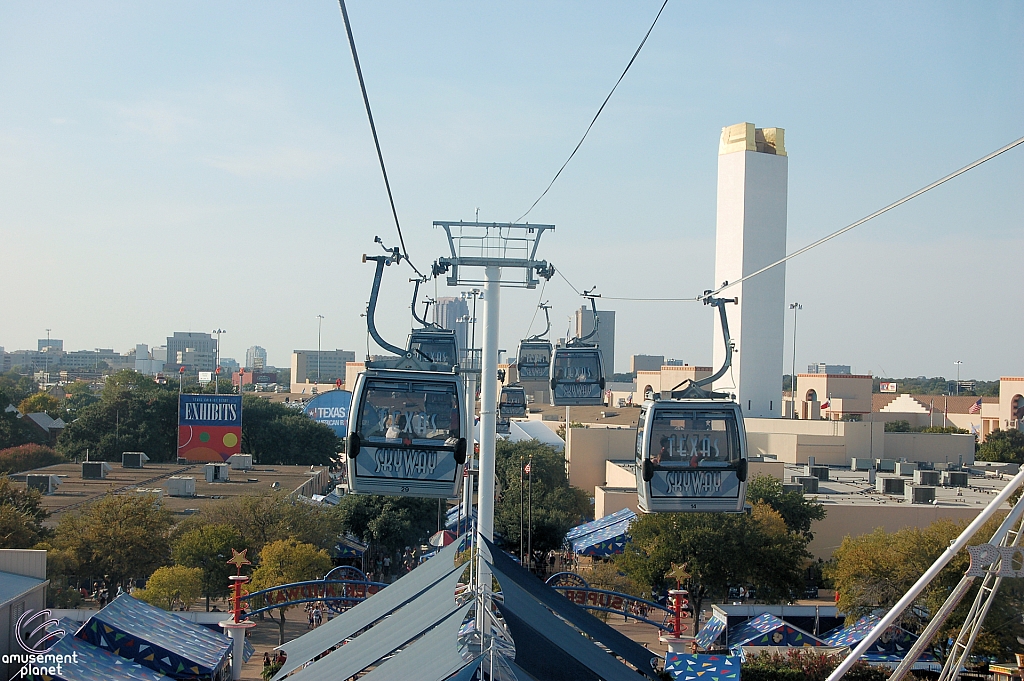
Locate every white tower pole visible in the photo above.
<box><xmin>476</xmin><ymin>265</ymin><xmax>501</xmax><ymax>641</ymax></box>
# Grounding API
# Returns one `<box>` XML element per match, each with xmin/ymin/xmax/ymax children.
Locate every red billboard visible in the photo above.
<box><xmin>177</xmin><ymin>394</ymin><xmax>242</xmax><ymax>462</ymax></box>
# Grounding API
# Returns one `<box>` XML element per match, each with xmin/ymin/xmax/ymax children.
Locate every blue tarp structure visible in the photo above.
<box><xmin>823</xmin><ymin>615</ymin><xmax>937</xmax><ymax>663</ymax></box>
<box><xmin>77</xmin><ymin>595</ymin><xmax>231</xmax><ymax>680</ymax></box>
<box><xmin>695</xmin><ymin>614</ymin><xmax>728</xmax><ymax>649</ymax></box>
<box><xmin>565</xmin><ymin>508</ymin><xmax>637</xmax><ymax>556</ymax></box>
<box><xmin>29</xmin><ymin>629</ymin><xmax>171</xmax><ymax>681</ymax></box>
<box><xmin>334</xmin><ymin>534</ymin><xmax>367</xmax><ymax>558</ymax></box>
<box><xmin>665</xmin><ymin>653</ymin><xmax>740</xmax><ymax>681</ymax></box>
<box><xmin>445</xmin><ymin>505</ymin><xmax>476</xmax><ymax>535</ymax></box>
<box><xmin>728</xmin><ymin>613</ymin><xmax>826</xmax><ymax>649</ymax></box>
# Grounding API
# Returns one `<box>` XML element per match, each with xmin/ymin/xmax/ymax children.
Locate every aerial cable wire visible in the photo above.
<box><xmin>514</xmin><ymin>0</ymin><xmax>670</xmax><ymax>223</ymax></box>
<box><xmin>522</xmin><ymin>279</ymin><xmax>548</xmax><ymax>340</ymax></box>
<box><xmin>709</xmin><ymin>135</ymin><xmax>1024</xmax><ymax>297</ymax></box>
<box><xmin>337</xmin><ymin>0</ymin><xmax>425</xmax><ymax>278</ymax></box>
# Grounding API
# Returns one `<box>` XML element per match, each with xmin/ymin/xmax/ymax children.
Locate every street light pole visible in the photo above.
<box><xmin>317</xmin><ymin>315</ymin><xmax>325</xmax><ymax>386</ymax></box>
<box><xmin>789</xmin><ymin>303</ymin><xmax>802</xmax><ymax>418</ymax></box>
<box><xmin>954</xmin><ymin>360</ymin><xmax>963</xmax><ymax>395</ymax></box>
<box><xmin>212</xmin><ymin>329</ymin><xmax>225</xmax><ymax>394</ymax></box>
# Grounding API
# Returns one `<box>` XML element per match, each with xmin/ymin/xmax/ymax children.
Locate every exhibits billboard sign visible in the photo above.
<box><xmin>178</xmin><ymin>394</ymin><xmax>242</xmax><ymax>462</ymax></box>
<box><xmin>303</xmin><ymin>390</ymin><xmax>351</xmax><ymax>438</ymax></box>
<box><xmin>880</xmin><ymin>382</ymin><xmax>898</xmax><ymax>393</ymax></box>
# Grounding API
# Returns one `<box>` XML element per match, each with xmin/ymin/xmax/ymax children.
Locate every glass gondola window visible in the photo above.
<box><xmin>409</xmin><ymin>336</ymin><xmax>458</xmax><ymax>366</ymax></box>
<box><xmin>499</xmin><ymin>388</ymin><xmax>527</xmax><ymax>417</ymax></box>
<box><xmin>517</xmin><ymin>342</ymin><xmax>552</xmax><ymax>380</ymax></box>
<box><xmin>648</xmin><ymin>410</ymin><xmax>739</xmax><ymax>468</ymax></box>
<box><xmin>552</xmin><ymin>351</ymin><xmax>600</xmax><ymax>383</ymax></box>
<box><xmin>357</xmin><ymin>379</ymin><xmax>460</xmax><ymax>445</ymax></box>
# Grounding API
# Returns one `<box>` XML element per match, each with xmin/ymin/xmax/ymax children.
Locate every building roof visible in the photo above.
<box><xmin>0</xmin><ymin>569</ymin><xmax>46</xmax><ymax>607</ymax></box>
<box><xmin>11</xmin><ymin>462</ymin><xmax>330</xmax><ymax>526</ymax></box>
<box><xmin>525</xmin><ymin>403</ymin><xmax>641</xmax><ymax>428</ymax></box>
<box><xmin>872</xmin><ymin>393</ymin><xmax>998</xmax><ymax>414</ymax></box>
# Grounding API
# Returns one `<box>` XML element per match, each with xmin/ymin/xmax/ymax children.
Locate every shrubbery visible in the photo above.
<box><xmin>743</xmin><ymin>650</ymin><xmax>887</xmax><ymax>681</ymax></box>
<box><xmin>0</xmin><ymin>444</ymin><xmax>65</xmax><ymax>474</ymax></box>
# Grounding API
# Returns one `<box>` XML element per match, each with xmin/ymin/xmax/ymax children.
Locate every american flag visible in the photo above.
<box><xmin>969</xmin><ymin>399</ymin><xmax>982</xmax><ymax>414</ymax></box>
<box><xmin>524</xmin><ymin>462</ymin><xmax>531</xmax><ymax>475</ymax></box>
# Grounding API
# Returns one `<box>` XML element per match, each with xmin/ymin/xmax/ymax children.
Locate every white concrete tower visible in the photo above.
<box><xmin>712</xmin><ymin>122</ymin><xmax>788</xmax><ymax>418</ymax></box>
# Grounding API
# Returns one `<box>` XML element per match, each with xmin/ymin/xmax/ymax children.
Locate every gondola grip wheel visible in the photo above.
<box><xmin>454</xmin><ymin>438</ymin><xmax>468</xmax><ymax>465</ymax></box>
<box><xmin>642</xmin><ymin>459</ymin><xmax>654</xmax><ymax>482</ymax></box>
<box><xmin>347</xmin><ymin>433</ymin><xmax>361</xmax><ymax>458</ymax></box>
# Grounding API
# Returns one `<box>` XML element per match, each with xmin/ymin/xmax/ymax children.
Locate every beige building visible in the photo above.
<box><xmin>635</xmin><ymin>365</ymin><xmax>713</xmax><ymax>402</ymax></box>
<box><xmin>787</xmin><ymin>373</ymin><xmax>874</xmax><ymax>420</ymax></box>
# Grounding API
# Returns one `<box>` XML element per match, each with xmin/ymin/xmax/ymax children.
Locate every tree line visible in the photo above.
<box><xmin>1</xmin><ymin>369</ymin><xmax>338</xmax><ymax>465</ymax></box>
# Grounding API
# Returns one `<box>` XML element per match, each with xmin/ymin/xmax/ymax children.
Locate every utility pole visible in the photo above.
<box><xmin>789</xmin><ymin>303</ymin><xmax>802</xmax><ymax>418</ymax></box>
<box><xmin>44</xmin><ymin>328</ymin><xmax>51</xmax><ymax>383</ymax></box>
<box><xmin>317</xmin><ymin>315</ymin><xmax>325</xmax><ymax>385</ymax></box>
<box><xmin>954</xmin><ymin>360</ymin><xmax>963</xmax><ymax>395</ymax></box>
<box><xmin>212</xmin><ymin>329</ymin><xmax>225</xmax><ymax>394</ymax></box>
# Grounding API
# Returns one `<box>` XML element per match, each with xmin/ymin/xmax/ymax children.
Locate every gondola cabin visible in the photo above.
<box><xmin>408</xmin><ymin>328</ymin><xmax>460</xmax><ymax>368</ymax></box>
<box><xmin>550</xmin><ymin>346</ymin><xmax>605</xmax><ymax>406</ymax></box>
<box><xmin>635</xmin><ymin>398</ymin><xmax>748</xmax><ymax>513</ymax></box>
<box><xmin>346</xmin><ymin>368</ymin><xmax>466</xmax><ymax>498</ymax></box>
<box><xmin>499</xmin><ymin>385</ymin><xmax>527</xmax><ymax>419</ymax></box>
<box><xmin>516</xmin><ymin>340</ymin><xmax>552</xmax><ymax>382</ymax></box>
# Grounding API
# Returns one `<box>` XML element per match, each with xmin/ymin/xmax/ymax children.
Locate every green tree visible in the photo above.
<box><xmin>63</xmin><ymin>381</ymin><xmax>98</xmax><ymax>417</ymax></box>
<box><xmin>52</xmin><ymin>494</ymin><xmax>173</xmax><ymax>587</ymax></box>
<box><xmin>172</xmin><ymin>524</ymin><xmax>247</xmax><ymax>611</ymax></box>
<box><xmin>250</xmin><ymin>539</ymin><xmax>333</xmax><ymax>644</ymax></box>
<box><xmin>0</xmin><ymin>504</ymin><xmax>41</xmax><ymax>549</ymax></box>
<box><xmin>333</xmin><ymin>494</ymin><xmax>438</xmax><ymax>561</ymax></box>
<box><xmin>493</xmin><ymin>439</ymin><xmax>592</xmax><ymax>559</ymax></box>
<box><xmin>977</xmin><ymin>429</ymin><xmax>1024</xmax><ymax>464</ymax></box>
<box><xmin>746</xmin><ymin>474</ymin><xmax>827</xmax><ymax>540</ymax></box>
<box><xmin>19</xmin><ymin>393</ymin><xmax>62</xmax><ymax>418</ymax></box>
<box><xmin>136</xmin><ymin>565</ymin><xmax>203</xmax><ymax>611</ymax></box>
<box><xmin>616</xmin><ymin>504</ymin><xmax>809</xmax><ymax>629</ymax></box>
<box><xmin>0</xmin><ymin>444</ymin><xmax>67</xmax><ymax>474</ymax></box>
<box><xmin>239</xmin><ymin>395</ymin><xmax>337</xmax><ymax>466</ymax></box>
<box><xmin>0</xmin><ymin>474</ymin><xmax>49</xmax><ymax>546</ymax></box>
<box><xmin>57</xmin><ymin>371</ymin><xmax>178</xmax><ymax>462</ymax></box>
<box><xmin>0</xmin><ymin>371</ymin><xmax>38</xmax><ymax>407</ymax></box>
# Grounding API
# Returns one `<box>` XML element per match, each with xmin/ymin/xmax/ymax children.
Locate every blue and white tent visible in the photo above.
<box><xmin>565</xmin><ymin>508</ymin><xmax>637</xmax><ymax>557</ymax></box>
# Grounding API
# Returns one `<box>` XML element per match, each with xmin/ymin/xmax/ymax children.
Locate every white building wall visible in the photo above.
<box><xmin>713</xmin><ymin>123</ymin><xmax>788</xmax><ymax>418</ymax></box>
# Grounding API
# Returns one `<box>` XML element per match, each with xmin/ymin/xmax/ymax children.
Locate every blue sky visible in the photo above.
<box><xmin>1</xmin><ymin>1</ymin><xmax>1021</xmax><ymax>379</ymax></box>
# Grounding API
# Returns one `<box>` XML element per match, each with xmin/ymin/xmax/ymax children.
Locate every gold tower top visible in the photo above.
<box><xmin>719</xmin><ymin>122</ymin><xmax>786</xmax><ymax>156</ymax></box>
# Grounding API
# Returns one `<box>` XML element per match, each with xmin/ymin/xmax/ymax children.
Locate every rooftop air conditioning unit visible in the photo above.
<box><xmin>850</xmin><ymin>458</ymin><xmax>873</xmax><ymax>471</ymax></box>
<box><xmin>896</xmin><ymin>462</ymin><xmax>917</xmax><ymax>477</ymax></box>
<box><xmin>942</xmin><ymin>471</ymin><xmax>969</xmax><ymax>488</ymax></box>
<box><xmin>906</xmin><ymin>485</ymin><xmax>936</xmax><ymax>504</ymax></box>
<box><xmin>807</xmin><ymin>466</ymin><xmax>830</xmax><ymax>481</ymax></box>
<box><xmin>914</xmin><ymin>470</ymin><xmax>941</xmax><ymax>486</ymax></box>
<box><xmin>26</xmin><ymin>474</ymin><xmax>61</xmax><ymax>495</ymax></box>
<box><xmin>166</xmin><ymin>476</ymin><xmax>196</xmax><ymax>497</ymax></box>
<box><xmin>792</xmin><ymin>476</ymin><xmax>819</xmax><ymax>493</ymax></box>
<box><xmin>228</xmin><ymin>454</ymin><xmax>253</xmax><ymax>470</ymax></box>
<box><xmin>876</xmin><ymin>476</ymin><xmax>905</xmax><ymax>495</ymax></box>
<box><xmin>875</xmin><ymin>459</ymin><xmax>896</xmax><ymax>473</ymax></box>
<box><xmin>122</xmin><ymin>452</ymin><xmax>149</xmax><ymax>468</ymax></box>
<box><xmin>82</xmin><ymin>461</ymin><xmax>112</xmax><ymax>479</ymax></box>
<box><xmin>205</xmin><ymin>463</ymin><xmax>230</xmax><ymax>483</ymax></box>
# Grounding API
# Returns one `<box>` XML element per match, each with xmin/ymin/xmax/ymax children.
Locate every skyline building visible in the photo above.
<box><xmin>246</xmin><ymin>345</ymin><xmax>268</xmax><ymax>370</ymax></box>
<box><xmin>574</xmin><ymin>306</ymin><xmax>615</xmax><ymax>376</ymax></box>
<box><xmin>432</xmin><ymin>296</ymin><xmax>470</xmax><ymax>358</ymax></box>
<box><xmin>712</xmin><ymin>122</ymin><xmax>788</xmax><ymax>418</ymax></box>
<box><xmin>164</xmin><ymin>331</ymin><xmax>217</xmax><ymax>373</ymax></box>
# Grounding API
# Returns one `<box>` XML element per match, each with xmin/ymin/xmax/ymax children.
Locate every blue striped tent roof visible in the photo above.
<box><xmin>34</xmin><ymin>630</ymin><xmax>171</xmax><ymax>681</ymax></box>
<box><xmin>565</xmin><ymin>508</ymin><xmax>636</xmax><ymax>542</ymax></box>
<box><xmin>78</xmin><ymin>595</ymin><xmax>231</xmax><ymax>679</ymax></box>
<box><xmin>694</xmin><ymin>614</ymin><xmax>728</xmax><ymax>649</ymax></box>
<box><xmin>823</xmin><ymin>615</ymin><xmax>936</xmax><ymax>662</ymax></box>
<box><xmin>729</xmin><ymin>613</ymin><xmax>826</xmax><ymax>648</ymax></box>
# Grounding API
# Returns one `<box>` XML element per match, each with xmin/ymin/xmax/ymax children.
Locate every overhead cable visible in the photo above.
<box><xmin>709</xmin><ymin>136</ymin><xmax>1024</xmax><ymax>297</ymax></box>
<box><xmin>515</xmin><ymin>0</ymin><xmax>670</xmax><ymax>223</ymax></box>
<box><xmin>337</xmin><ymin>0</ymin><xmax>425</xmax><ymax>277</ymax></box>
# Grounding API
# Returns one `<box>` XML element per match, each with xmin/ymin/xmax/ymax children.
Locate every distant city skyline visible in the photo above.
<box><xmin>1</xmin><ymin>3</ymin><xmax>1020</xmax><ymax>379</ymax></box>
